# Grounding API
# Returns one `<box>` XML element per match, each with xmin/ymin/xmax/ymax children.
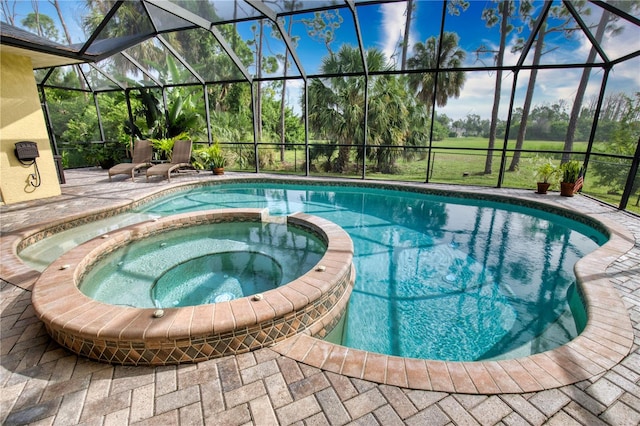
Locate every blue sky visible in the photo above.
<box><xmin>267</xmin><ymin>1</ymin><xmax>639</xmax><ymax>120</ymax></box>
<box><xmin>5</xmin><ymin>0</ymin><xmax>639</xmax><ymax>121</ymax></box>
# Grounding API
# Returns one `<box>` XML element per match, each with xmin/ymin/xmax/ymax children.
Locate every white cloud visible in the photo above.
<box><xmin>379</xmin><ymin>2</ymin><xmax>409</xmax><ymax>63</ymax></box>
<box><xmin>287</xmin><ymin>5</ymin><xmax>637</xmax><ymax>124</ymax></box>
<box><xmin>601</xmin><ymin>21</ymin><xmax>640</xmax><ymax>60</ymax></box>
<box><xmin>439</xmin><ymin>35</ymin><xmax>521</xmax><ymax>120</ymax></box>
<box><xmin>439</xmin><ymin>71</ymin><xmax>507</xmax><ymax>120</ymax></box>
<box><xmin>610</xmin><ymin>59</ymin><xmax>640</xmax><ymax>88</ymax></box>
<box><xmin>284</xmin><ymin>80</ymin><xmax>304</xmax><ymax>116</ymax></box>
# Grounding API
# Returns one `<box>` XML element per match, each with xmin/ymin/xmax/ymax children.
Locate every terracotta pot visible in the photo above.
<box><xmin>536</xmin><ymin>182</ymin><xmax>551</xmax><ymax>194</ymax></box>
<box><xmin>213</xmin><ymin>167</ymin><xmax>224</xmax><ymax>175</ymax></box>
<box><xmin>560</xmin><ymin>181</ymin><xmax>574</xmax><ymax>197</ymax></box>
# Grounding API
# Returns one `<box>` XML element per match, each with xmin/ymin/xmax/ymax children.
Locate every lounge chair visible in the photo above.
<box><xmin>146</xmin><ymin>140</ymin><xmax>193</xmax><ymax>182</ymax></box>
<box><xmin>108</xmin><ymin>139</ymin><xmax>152</xmax><ymax>181</ymax></box>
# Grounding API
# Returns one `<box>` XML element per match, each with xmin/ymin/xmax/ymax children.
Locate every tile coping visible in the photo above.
<box><xmin>30</xmin><ymin>208</ymin><xmax>355</xmax><ymax>366</ymax></box>
<box><xmin>1</xmin><ymin>176</ymin><xmax>635</xmax><ymax>394</ymax></box>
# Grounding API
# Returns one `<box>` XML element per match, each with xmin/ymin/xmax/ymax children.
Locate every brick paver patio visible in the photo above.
<box><xmin>2</xmin><ymin>168</ymin><xmax>639</xmax><ymax>425</ymax></box>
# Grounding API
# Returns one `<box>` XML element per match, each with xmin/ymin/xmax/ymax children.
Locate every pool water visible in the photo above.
<box><xmin>79</xmin><ymin>221</ymin><xmax>325</xmax><ymax>308</ymax></box>
<box><xmin>152</xmin><ymin>251</ymin><xmax>283</xmax><ymax>307</ymax></box>
<box><xmin>19</xmin><ymin>212</ymin><xmax>159</xmax><ymax>271</ymax></box>
<box><xmin>22</xmin><ymin>181</ymin><xmax>607</xmax><ymax>361</ymax></box>
<box><xmin>133</xmin><ymin>183</ymin><xmax>606</xmax><ymax>361</ymax></box>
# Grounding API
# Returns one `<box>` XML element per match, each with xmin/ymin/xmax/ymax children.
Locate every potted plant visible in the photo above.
<box><xmin>210</xmin><ymin>149</ymin><xmax>227</xmax><ymax>175</ymax></box>
<box><xmin>560</xmin><ymin>160</ymin><xmax>582</xmax><ymax>197</ymax></box>
<box><xmin>193</xmin><ymin>142</ymin><xmax>226</xmax><ymax>174</ymax></box>
<box><xmin>535</xmin><ymin>160</ymin><xmax>559</xmax><ymax>194</ymax></box>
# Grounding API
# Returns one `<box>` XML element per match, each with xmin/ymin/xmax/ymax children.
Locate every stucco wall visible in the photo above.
<box><xmin>1</xmin><ymin>52</ymin><xmax>61</xmax><ymax>204</ymax></box>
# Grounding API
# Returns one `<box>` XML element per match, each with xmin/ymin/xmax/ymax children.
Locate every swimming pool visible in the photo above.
<box><xmin>129</xmin><ymin>182</ymin><xmax>606</xmax><ymax>361</ymax></box>
<box><xmin>21</xmin><ymin>180</ymin><xmax>609</xmax><ymax>361</ymax></box>
<box><xmin>12</xmin><ymin>174</ymin><xmax>634</xmax><ymax>391</ymax></box>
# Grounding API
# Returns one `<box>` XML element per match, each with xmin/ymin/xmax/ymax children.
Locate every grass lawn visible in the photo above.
<box><xmin>235</xmin><ymin>138</ymin><xmax>639</xmax><ymax>215</ymax></box>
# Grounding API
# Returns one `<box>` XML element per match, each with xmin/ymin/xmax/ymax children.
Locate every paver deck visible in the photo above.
<box><xmin>2</xmin><ymin>168</ymin><xmax>639</xmax><ymax>425</ymax></box>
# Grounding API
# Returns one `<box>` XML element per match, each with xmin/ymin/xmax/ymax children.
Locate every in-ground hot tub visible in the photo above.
<box><xmin>32</xmin><ymin>209</ymin><xmax>354</xmax><ymax>365</ymax></box>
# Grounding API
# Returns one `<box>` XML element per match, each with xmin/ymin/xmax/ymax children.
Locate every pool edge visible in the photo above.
<box><xmin>31</xmin><ymin>209</ymin><xmax>355</xmax><ymax>366</ymax></box>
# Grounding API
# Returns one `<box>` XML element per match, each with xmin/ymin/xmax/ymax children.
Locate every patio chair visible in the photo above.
<box><xmin>108</xmin><ymin>139</ymin><xmax>152</xmax><ymax>181</ymax></box>
<box><xmin>146</xmin><ymin>140</ymin><xmax>194</xmax><ymax>182</ymax></box>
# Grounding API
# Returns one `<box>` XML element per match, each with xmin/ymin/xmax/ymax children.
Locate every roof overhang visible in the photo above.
<box><xmin>0</xmin><ymin>44</ymin><xmax>84</xmax><ymax>69</ymax></box>
<box><xmin>0</xmin><ymin>23</ymin><xmax>90</xmax><ymax>69</ymax></box>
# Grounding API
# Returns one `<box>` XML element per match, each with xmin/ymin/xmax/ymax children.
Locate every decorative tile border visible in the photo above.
<box><xmin>31</xmin><ymin>209</ymin><xmax>354</xmax><ymax>366</ymax></box>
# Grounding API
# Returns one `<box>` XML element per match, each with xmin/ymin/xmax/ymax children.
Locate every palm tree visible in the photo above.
<box><xmin>479</xmin><ymin>0</ymin><xmax>515</xmax><ymax>175</ymax></box>
<box><xmin>307</xmin><ymin>45</ymin><xmax>366</xmax><ymax>173</ymax></box>
<box><xmin>406</xmin><ymin>32</ymin><xmax>466</xmax><ymax>116</ymax></box>
<box><xmin>366</xmin><ymin>74</ymin><xmax>412</xmax><ymax>173</ymax></box>
<box><xmin>401</xmin><ymin>0</ymin><xmax>469</xmax><ymax>71</ymax></box>
<box><xmin>308</xmin><ymin>45</ymin><xmax>399</xmax><ymax>173</ymax></box>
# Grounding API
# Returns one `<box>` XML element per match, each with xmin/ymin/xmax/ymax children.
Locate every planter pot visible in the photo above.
<box><xmin>536</xmin><ymin>182</ymin><xmax>551</xmax><ymax>194</ymax></box>
<box><xmin>213</xmin><ymin>167</ymin><xmax>225</xmax><ymax>175</ymax></box>
<box><xmin>560</xmin><ymin>182</ymin><xmax>575</xmax><ymax>197</ymax></box>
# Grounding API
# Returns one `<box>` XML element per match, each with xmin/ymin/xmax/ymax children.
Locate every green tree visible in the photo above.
<box><xmin>174</xmin><ymin>20</ymin><xmax>254</xmax><ymax>145</ymax></box>
<box><xmin>508</xmin><ymin>1</ymin><xmax>591</xmax><ymax>170</ymax></box>
<box><xmin>507</xmin><ymin>0</ymin><xmax>541</xmax><ymax>171</ymax></box>
<box><xmin>128</xmin><ymin>57</ymin><xmax>206</xmax><ymax>141</ymax></box>
<box><xmin>45</xmin><ymin>88</ymin><xmax>90</xmax><ymax>142</ymax></box>
<box><xmin>261</xmin><ymin>95</ymin><xmax>304</xmax><ymax>145</ymax></box>
<box><xmin>407</xmin><ymin>32</ymin><xmax>466</xmax><ymax>116</ymax></box>
<box><xmin>458</xmin><ymin>113</ymin><xmax>489</xmax><ymax>136</ymax></box>
<box><xmin>21</xmin><ymin>11</ymin><xmax>59</xmax><ymax>40</ymax></box>
<box><xmin>61</xmin><ymin>104</ymin><xmax>99</xmax><ymax>142</ymax></box>
<box><xmin>591</xmin><ymin>93</ymin><xmax>640</xmax><ymax>202</ymax></box>
<box><xmin>164</xmin><ymin>88</ymin><xmax>205</xmax><ymax>140</ymax></box>
<box><xmin>366</xmin><ymin>75</ymin><xmax>411</xmax><ymax>173</ymax></box>
<box><xmin>563</xmin><ymin>1</ymin><xmax>640</xmax><ymax>163</ymax></box>
<box><xmin>97</xmin><ymin>92</ymin><xmax>131</xmax><ymax>143</ymax></box>
<box><xmin>301</xmin><ymin>9</ymin><xmax>343</xmax><ymax>55</ymax></box>
<box><xmin>308</xmin><ymin>45</ymin><xmax>404</xmax><ymax>173</ymax></box>
<box><xmin>525</xmin><ymin>102</ymin><xmax>569</xmax><ymax>140</ymax></box>
<box><xmin>247</xmin><ymin>20</ymin><xmax>279</xmax><ymax>143</ymax></box>
<box><xmin>271</xmin><ymin>7</ymin><xmax>302</xmax><ymax>161</ymax></box>
<box><xmin>254</xmin><ymin>11</ymin><xmax>302</xmax><ymax>159</ymax></box>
